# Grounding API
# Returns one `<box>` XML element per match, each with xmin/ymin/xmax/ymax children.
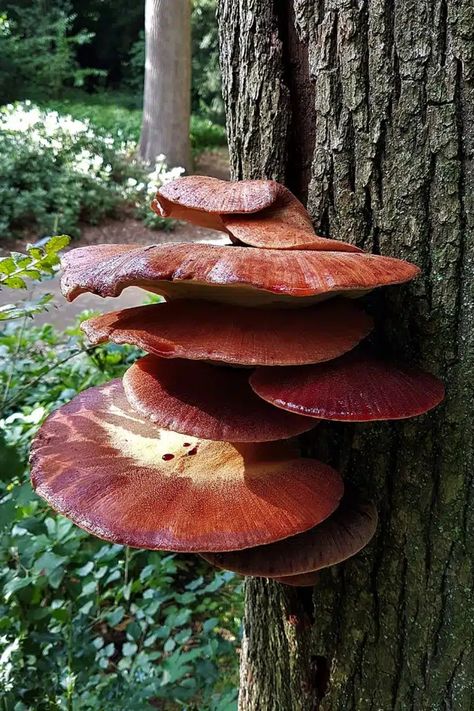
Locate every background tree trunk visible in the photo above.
<box><xmin>218</xmin><ymin>1</ymin><xmax>474</xmax><ymax>709</ymax></box>
<box><xmin>139</xmin><ymin>0</ymin><xmax>191</xmax><ymax>171</ymax></box>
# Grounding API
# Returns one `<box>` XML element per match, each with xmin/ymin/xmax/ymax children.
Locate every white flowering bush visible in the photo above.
<box><xmin>0</xmin><ymin>102</ymin><xmax>183</xmax><ymax>239</ymax></box>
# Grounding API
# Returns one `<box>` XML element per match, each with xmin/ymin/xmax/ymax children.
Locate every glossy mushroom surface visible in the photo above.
<box><xmin>152</xmin><ymin>176</ymin><xmax>279</xmax><ymax>232</ymax></box>
<box><xmin>61</xmin><ymin>243</ymin><xmax>420</xmax><ymax>307</ymax></box>
<box><xmin>223</xmin><ymin>185</ymin><xmax>361</xmax><ymax>252</ymax></box>
<box><xmin>201</xmin><ymin>495</ymin><xmax>377</xmax><ymax>577</ymax></box>
<box><xmin>82</xmin><ymin>299</ymin><xmax>373</xmax><ymax>367</ymax></box>
<box><xmin>30</xmin><ymin>380</ymin><xmax>344</xmax><ymax>552</ymax></box>
<box><xmin>251</xmin><ymin>350</ymin><xmax>445</xmax><ymax>421</ymax></box>
<box><xmin>123</xmin><ymin>356</ymin><xmax>315</xmax><ymax>442</ymax></box>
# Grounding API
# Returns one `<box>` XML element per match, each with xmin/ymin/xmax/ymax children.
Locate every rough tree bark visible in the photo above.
<box><xmin>218</xmin><ymin>1</ymin><xmax>474</xmax><ymax>709</ymax></box>
<box><xmin>139</xmin><ymin>0</ymin><xmax>191</xmax><ymax>171</ymax></box>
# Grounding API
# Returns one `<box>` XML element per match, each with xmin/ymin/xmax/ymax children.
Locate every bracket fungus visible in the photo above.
<box><xmin>123</xmin><ymin>356</ymin><xmax>315</xmax><ymax>441</ymax></box>
<box><xmin>30</xmin><ymin>380</ymin><xmax>343</xmax><ymax>552</ymax></box>
<box><xmin>82</xmin><ymin>298</ymin><xmax>374</xmax><ymax>367</ymax></box>
<box><xmin>61</xmin><ymin>241</ymin><xmax>419</xmax><ymax>307</ymax></box>
<box><xmin>31</xmin><ymin>176</ymin><xmax>444</xmax><ymax>589</ymax></box>
<box><xmin>154</xmin><ymin>175</ymin><xmax>361</xmax><ymax>251</ymax></box>
<box><xmin>201</xmin><ymin>494</ymin><xmax>378</xmax><ymax>581</ymax></box>
<box><xmin>250</xmin><ymin>349</ymin><xmax>445</xmax><ymax>421</ymax></box>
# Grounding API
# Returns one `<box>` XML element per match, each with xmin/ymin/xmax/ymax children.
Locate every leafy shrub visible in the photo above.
<box><xmin>42</xmin><ymin>94</ymin><xmax>227</xmax><ymax>153</ymax></box>
<box><xmin>0</xmin><ymin>2</ymin><xmax>104</xmax><ymax>103</ymax></box>
<box><xmin>192</xmin><ymin>0</ymin><xmax>224</xmax><ymax>125</ymax></box>
<box><xmin>42</xmin><ymin>94</ymin><xmax>143</xmax><ymax>145</ymax></box>
<box><xmin>0</xmin><ymin>102</ymin><xmax>182</xmax><ymax>238</ymax></box>
<box><xmin>0</xmin><ymin>243</ymin><xmax>242</xmax><ymax>709</ymax></box>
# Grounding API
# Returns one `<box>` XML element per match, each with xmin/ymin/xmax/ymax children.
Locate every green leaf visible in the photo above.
<box><xmin>0</xmin><ymin>257</ymin><xmax>16</xmax><ymax>275</ymax></box>
<box><xmin>4</xmin><ymin>576</ymin><xmax>32</xmax><ymax>596</ymax></box>
<box><xmin>76</xmin><ymin>561</ymin><xmax>94</xmax><ymax>577</ymax></box>
<box><xmin>122</xmin><ymin>642</ymin><xmax>137</xmax><ymax>657</ymax></box>
<box><xmin>106</xmin><ymin>607</ymin><xmax>125</xmax><ymax>627</ymax></box>
<box><xmin>0</xmin><ymin>433</ymin><xmax>24</xmax><ymax>481</ymax></box>
<box><xmin>164</xmin><ymin>638</ymin><xmax>176</xmax><ymax>653</ymax></box>
<box><xmin>0</xmin><ymin>499</ymin><xmax>17</xmax><ymax>528</ymax></box>
<box><xmin>33</xmin><ymin>551</ymin><xmax>67</xmax><ymax>574</ymax></box>
<box><xmin>44</xmin><ymin>234</ymin><xmax>70</xmax><ymax>254</ymax></box>
<box><xmin>203</xmin><ymin>617</ymin><xmax>219</xmax><ymax>634</ymax></box>
<box><xmin>3</xmin><ymin>276</ymin><xmax>27</xmax><ymax>289</ymax></box>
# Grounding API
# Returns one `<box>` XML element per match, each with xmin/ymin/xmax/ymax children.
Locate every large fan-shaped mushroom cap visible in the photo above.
<box><xmin>123</xmin><ymin>356</ymin><xmax>315</xmax><ymax>441</ymax></box>
<box><xmin>201</xmin><ymin>495</ymin><xmax>377</xmax><ymax>577</ymax></box>
<box><xmin>152</xmin><ymin>176</ymin><xmax>279</xmax><ymax>232</ymax></box>
<box><xmin>30</xmin><ymin>381</ymin><xmax>344</xmax><ymax>552</ymax></box>
<box><xmin>82</xmin><ymin>299</ymin><xmax>373</xmax><ymax>367</ymax></box>
<box><xmin>222</xmin><ymin>185</ymin><xmax>362</xmax><ymax>252</ymax></box>
<box><xmin>61</xmin><ymin>243</ymin><xmax>420</xmax><ymax>307</ymax></box>
<box><xmin>250</xmin><ymin>351</ymin><xmax>445</xmax><ymax>421</ymax></box>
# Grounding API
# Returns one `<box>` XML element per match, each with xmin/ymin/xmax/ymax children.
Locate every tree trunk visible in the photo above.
<box><xmin>139</xmin><ymin>0</ymin><xmax>191</xmax><ymax>171</ymax></box>
<box><xmin>218</xmin><ymin>1</ymin><xmax>474</xmax><ymax>709</ymax></box>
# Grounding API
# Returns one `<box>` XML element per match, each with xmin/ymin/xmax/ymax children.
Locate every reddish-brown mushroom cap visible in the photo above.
<box><xmin>250</xmin><ymin>350</ymin><xmax>445</xmax><ymax>421</ymax></box>
<box><xmin>222</xmin><ymin>185</ymin><xmax>362</xmax><ymax>252</ymax></box>
<box><xmin>155</xmin><ymin>176</ymin><xmax>280</xmax><ymax>215</ymax></box>
<box><xmin>82</xmin><ymin>299</ymin><xmax>374</xmax><ymax>367</ymax></box>
<box><xmin>152</xmin><ymin>176</ymin><xmax>280</xmax><ymax>233</ymax></box>
<box><xmin>201</xmin><ymin>495</ymin><xmax>377</xmax><ymax>577</ymax></box>
<box><xmin>30</xmin><ymin>380</ymin><xmax>344</xmax><ymax>552</ymax></box>
<box><xmin>123</xmin><ymin>356</ymin><xmax>315</xmax><ymax>442</ymax></box>
<box><xmin>61</xmin><ymin>243</ymin><xmax>420</xmax><ymax>307</ymax></box>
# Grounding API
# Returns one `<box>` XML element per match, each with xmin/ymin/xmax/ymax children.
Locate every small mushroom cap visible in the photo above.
<box><xmin>123</xmin><ymin>356</ymin><xmax>316</xmax><ymax>442</ymax></box>
<box><xmin>155</xmin><ymin>176</ymin><xmax>279</xmax><ymax>215</ymax></box>
<box><xmin>250</xmin><ymin>350</ymin><xmax>445</xmax><ymax>421</ymax></box>
<box><xmin>82</xmin><ymin>299</ymin><xmax>374</xmax><ymax>367</ymax></box>
<box><xmin>223</xmin><ymin>185</ymin><xmax>362</xmax><ymax>252</ymax></box>
<box><xmin>30</xmin><ymin>381</ymin><xmax>344</xmax><ymax>552</ymax></box>
<box><xmin>61</xmin><ymin>243</ymin><xmax>420</xmax><ymax>307</ymax></box>
<box><xmin>152</xmin><ymin>177</ymin><xmax>279</xmax><ymax>233</ymax></box>
<box><xmin>151</xmin><ymin>197</ymin><xmax>226</xmax><ymax>232</ymax></box>
<box><xmin>201</xmin><ymin>495</ymin><xmax>377</xmax><ymax>577</ymax></box>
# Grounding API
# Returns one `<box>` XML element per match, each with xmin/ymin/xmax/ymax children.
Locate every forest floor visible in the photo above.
<box><xmin>0</xmin><ymin>148</ymin><xmax>230</xmax><ymax>327</ymax></box>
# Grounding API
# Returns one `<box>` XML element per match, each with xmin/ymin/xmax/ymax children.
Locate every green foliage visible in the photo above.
<box><xmin>120</xmin><ymin>0</ymin><xmax>224</xmax><ymax>126</ymax></box>
<box><xmin>43</xmin><ymin>93</ymin><xmax>227</xmax><ymax>153</ymax></box>
<box><xmin>0</xmin><ymin>1</ymin><xmax>104</xmax><ymax>103</ymax></box>
<box><xmin>0</xmin><ymin>102</ymin><xmax>179</xmax><ymax>238</ymax></box>
<box><xmin>123</xmin><ymin>30</ymin><xmax>146</xmax><ymax>95</ymax></box>
<box><xmin>0</xmin><ymin>245</ymin><xmax>242</xmax><ymax>708</ymax></box>
<box><xmin>0</xmin><ymin>236</ymin><xmax>70</xmax><ymax>322</ymax></box>
<box><xmin>192</xmin><ymin>0</ymin><xmax>224</xmax><ymax>125</ymax></box>
<box><xmin>0</xmin><ymin>236</ymin><xmax>70</xmax><ymax>291</ymax></box>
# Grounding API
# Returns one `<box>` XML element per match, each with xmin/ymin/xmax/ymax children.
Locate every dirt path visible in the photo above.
<box><xmin>1</xmin><ymin>149</ymin><xmax>229</xmax><ymax>329</ymax></box>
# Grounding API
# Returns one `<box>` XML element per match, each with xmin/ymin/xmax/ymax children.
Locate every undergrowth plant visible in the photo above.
<box><xmin>0</xmin><ymin>239</ymin><xmax>242</xmax><ymax>710</ymax></box>
<box><xmin>0</xmin><ymin>102</ymin><xmax>182</xmax><ymax>239</ymax></box>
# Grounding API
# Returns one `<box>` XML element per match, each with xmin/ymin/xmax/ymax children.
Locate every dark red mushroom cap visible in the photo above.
<box><xmin>30</xmin><ymin>381</ymin><xmax>344</xmax><ymax>552</ymax></box>
<box><xmin>82</xmin><ymin>299</ymin><xmax>373</xmax><ymax>367</ymax></box>
<box><xmin>61</xmin><ymin>243</ymin><xmax>420</xmax><ymax>307</ymax></box>
<box><xmin>123</xmin><ymin>356</ymin><xmax>315</xmax><ymax>442</ymax></box>
<box><xmin>250</xmin><ymin>350</ymin><xmax>445</xmax><ymax>421</ymax></box>
<box><xmin>201</xmin><ymin>495</ymin><xmax>377</xmax><ymax>577</ymax></box>
<box><xmin>222</xmin><ymin>185</ymin><xmax>362</xmax><ymax>252</ymax></box>
<box><xmin>272</xmin><ymin>571</ymin><xmax>321</xmax><ymax>586</ymax></box>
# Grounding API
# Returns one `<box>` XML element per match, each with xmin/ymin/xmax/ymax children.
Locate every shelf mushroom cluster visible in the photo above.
<box><xmin>30</xmin><ymin>176</ymin><xmax>445</xmax><ymax>586</ymax></box>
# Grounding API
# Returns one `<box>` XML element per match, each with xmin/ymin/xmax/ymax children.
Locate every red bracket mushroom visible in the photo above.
<box><xmin>30</xmin><ymin>177</ymin><xmax>444</xmax><ymax>588</ymax></box>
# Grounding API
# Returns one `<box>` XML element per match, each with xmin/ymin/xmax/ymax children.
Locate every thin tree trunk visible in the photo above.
<box><xmin>218</xmin><ymin>1</ymin><xmax>474</xmax><ymax>709</ymax></box>
<box><xmin>139</xmin><ymin>0</ymin><xmax>191</xmax><ymax>171</ymax></box>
